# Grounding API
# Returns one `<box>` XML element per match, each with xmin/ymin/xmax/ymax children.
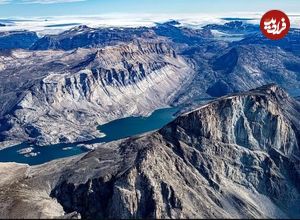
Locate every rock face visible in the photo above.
<box><xmin>0</xmin><ymin>31</ymin><xmax>38</xmax><ymax>49</ymax></box>
<box><xmin>1</xmin><ymin>22</ymin><xmax>300</xmax><ymax>147</ymax></box>
<box><xmin>203</xmin><ymin>21</ymin><xmax>259</xmax><ymax>34</ymax></box>
<box><xmin>210</xmin><ymin>45</ymin><xmax>300</xmax><ymax>92</ymax></box>
<box><xmin>0</xmin><ymin>38</ymin><xmax>193</xmax><ymax>145</ymax></box>
<box><xmin>30</xmin><ymin>23</ymin><xmax>212</xmax><ymax>51</ymax></box>
<box><xmin>236</xmin><ymin>29</ymin><xmax>300</xmax><ymax>56</ymax></box>
<box><xmin>30</xmin><ymin>25</ymin><xmax>150</xmax><ymax>51</ymax></box>
<box><xmin>175</xmin><ymin>43</ymin><xmax>300</xmax><ymax>104</ymax></box>
<box><xmin>0</xmin><ymin>85</ymin><xmax>299</xmax><ymax>219</ymax></box>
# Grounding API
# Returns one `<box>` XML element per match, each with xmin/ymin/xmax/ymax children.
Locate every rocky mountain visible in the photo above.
<box><xmin>0</xmin><ymin>38</ymin><xmax>193</xmax><ymax>146</ymax></box>
<box><xmin>1</xmin><ymin>22</ymin><xmax>300</xmax><ymax>148</ymax></box>
<box><xmin>236</xmin><ymin>29</ymin><xmax>300</xmax><ymax>56</ymax></box>
<box><xmin>30</xmin><ymin>22</ymin><xmax>212</xmax><ymax>51</ymax></box>
<box><xmin>173</xmin><ymin>42</ymin><xmax>300</xmax><ymax>105</ymax></box>
<box><xmin>0</xmin><ymin>84</ymin><xmax>299</xmax><ymax>219</ymax></box>
<box><xmin>210</xmin><ymin>45</ymin><xmax>300</xmax><ymax>93</ymax></box>
<box><xmin>153</xmin><ymin>21</ymin><xmax>212</xmax><ymax>45</ymax></box>
<box><xmin>203</xmin><ymin>21</ymin><xmax>259</xmax><ymax>34</ymax></box>
<box><xmin>0</xmin><ymin>31</ymin><xmax>38</xmax><ymax>49</ymax></box>
<box><xmin>30</xmin><ymin>25</ymin><xmax>151</xmax><ymax>50</ymax></box>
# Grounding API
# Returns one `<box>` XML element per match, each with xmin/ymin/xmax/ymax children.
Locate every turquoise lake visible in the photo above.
<box><xmin>0</xmin><ymin>107</ymin><xmax>178</xmax><ymax>165</ymax></box>
<box><xmin>1</xmin><ymin>90</ymin><xmax>296</xmax><ymax>166</ymax></box>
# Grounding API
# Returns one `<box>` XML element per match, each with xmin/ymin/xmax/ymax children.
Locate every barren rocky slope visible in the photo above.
<box><xmin>0</xmin><ymin>84</ymin><xmax>299</xmax><ymax>219</ymax></box>
<box><xmin>0</xmin><ymin>30</ymin><xmax>38</xmax><ymax>49</ymax></box>
<box><xmin>237</xmin><ymin>29</ymin><xmax>300</xmax><ymax>56</ymax></box>
<box><xmin>30</xmin><ymin>25</ymin><xmax>150</xmax><ymax>50</ymax></box>
<box><xmin>0</xmin><ymin>38</ymin><xmax>193</xmax><ymax>146</ymax></box>
<box><xmin>174</xmin><ymin>42</ymin><xmax>300</xmax><ymax>104</ymax></box>
<box><xmin>1</xmin><ymin>22</ymin><xmax>300</xmax><ymax>148</ymax></box>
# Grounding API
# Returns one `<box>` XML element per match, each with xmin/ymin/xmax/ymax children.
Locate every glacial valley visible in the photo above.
<box><xmin>1</xmin><ymin>21</ymin><xmax>300</xmax><ymax>148</ymax></box>
<box><xmin>0</xmin><ymin>19</ymin><xmax>300</xmax><ymax>219</ymax></box>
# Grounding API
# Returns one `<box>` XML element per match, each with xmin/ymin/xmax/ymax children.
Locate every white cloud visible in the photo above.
<box><xmin>1</xmin><ymin>13</ymin><xmax>300</xmax><ymax>36</ymax></box>
<box><xmin>21</xmin><ymin>0</ymin><xmax>86</xmax><ymax>4</ymax></box>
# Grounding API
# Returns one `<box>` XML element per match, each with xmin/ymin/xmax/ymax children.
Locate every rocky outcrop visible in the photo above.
<box><xmin>203</xmin><ymin>21</ymin><xmax>258</xmax><ymax>34</ymax></box>
<box><xmin>0</xmin><ymin>84</ymin><xmax>299</xmax><ymax>219</ymax></box>
<box><xmin>30</xmin><ymin>22</ymin><xmax>212</xmax><ymax>51</ymax></box>
<box><xmin>237</xmin><ymin>29</ymin><xmax>300</xmax><ymax>56</ymax></box>
<box><xmin>2</xmin><ymin>23</ymin><xmax>300</xmax><ymax>147</ymax></box>
<box><xmin>0</xmin><ymin>38</ymin><xmax>193</xmax><ymax>146</ymax></box>
<box><xmin>0</xmin><ymin>31</ymin><xmax>38</xmax><ymax>49</ymax></box>
<box><xmin>30</xmin><ymin>25</ymin><xmax>151</xmax><ymax>50</ymax></box>
<box><xmin>175</xmin><ymin>43</ymin><xmax>300</xmax><ymax>104</ymax></box>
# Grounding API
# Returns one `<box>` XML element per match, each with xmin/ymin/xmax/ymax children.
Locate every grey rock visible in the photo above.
<box><xmin>174</xmin><ymin>44</ymin><xmax>300</xmax><ymax>105</ymax></box>
<box><xmin>30</xmin><ymin>22</ymin><xmax>212</xmax><ymax>51</ymax></box>
<box><xmin>0</xmin><ymin>84</ymin><xmax>299</xmax><ymax>219</ymax></box>
<box><xmin>30</xmin><ymin>25</ymin><xmax>151</xmax><ymax>50</ymax></box>
<box><xmin>236</xmin><ymin>29</ymin><xmax>300</xmax><ymax>56</ymax></box>
<box><xmin>203</xmin><ymin>21</ymin><xmax>259</xmax><ymax>35</ymax></box>
<box><xmin>2</xmin><ymin>24</ymin><xmax>300</xmax><ymax>148</ymax></box>
<box><xmin>0</xmin><ymin>38</ymin><xmax>193</xmax><ymax>145</ymax></box>
<box><xmin>0</xmin><ymin>31</ymin><xmax>38</xmax><ymax>49</ymax></box>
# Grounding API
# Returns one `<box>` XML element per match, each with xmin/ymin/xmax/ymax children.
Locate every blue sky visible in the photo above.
<box><xmin>0</xmin><ymin>0</ymin><xmax>300</xmax><ymax>17</ymax></box>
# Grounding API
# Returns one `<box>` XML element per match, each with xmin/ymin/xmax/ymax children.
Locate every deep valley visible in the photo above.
<box><xmin>0</xmin><ymin>18</ymin><xmax>300</xmax><ymax>219</ymax></box>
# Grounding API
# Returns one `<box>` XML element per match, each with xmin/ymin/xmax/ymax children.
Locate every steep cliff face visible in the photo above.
<box><xmin>0</xmin><ymin>39</ymin><xmax>193</xmax><ymax>145</ymax></box>
<box><xmin>0</xmin><ymin>85</ymin><xmax>299</xmax><ymax>219</ymax></box>
<box><xmin>170</xmin><ymin>84</ymin><xmax>300</xmax><ymax>155</ymax></box>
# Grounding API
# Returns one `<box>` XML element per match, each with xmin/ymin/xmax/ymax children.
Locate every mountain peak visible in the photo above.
<box><xmin>250</xmin><ymin>83</ymin><xmax>288</xmax><ymax>96</ymax></box>
<box><xmin>162</xmin><ymin>84</ymin><xmax>299</xmax><ymax>156</ymax></box>
<box><xmin>70</xmin><ymin>25</ymin><xmax>91</xmax><ymax>32</ymax></box>
<box><xmin>159</xmin><ymin>20</ymin><xmax>181</xmax><ymax>26</ymax></box>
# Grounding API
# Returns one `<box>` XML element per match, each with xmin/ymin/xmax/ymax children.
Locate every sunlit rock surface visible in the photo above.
<box><xmin>0</xmin><ymin>85</ymin><xmax>299</xmax><ymax>219</ymax></box>
<box><xmin>0</xmin><ymin>39</ymin><xmax>193</xmax><ymax>145</ymax></box>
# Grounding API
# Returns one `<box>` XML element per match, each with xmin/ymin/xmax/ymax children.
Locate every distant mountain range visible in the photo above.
<box><xmin>203</xmin><ymin>21</ymin><xmax>259</xmax><ymax>34</ymax></box>
<box><xmin>1</xmin><ymin>20</ymin><xmax>300</xmax><ymax>147</ymax></box>
<box><xmin>0</xmin><ymin>84</ymin><xmax>299</xmax><ymax>219</ymax></box>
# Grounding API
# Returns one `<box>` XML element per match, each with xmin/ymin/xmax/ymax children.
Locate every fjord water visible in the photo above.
<box><xmin>0</xmin><ymin>107</ymin><xmax>178</xmax><ymax>165</ymax></box>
